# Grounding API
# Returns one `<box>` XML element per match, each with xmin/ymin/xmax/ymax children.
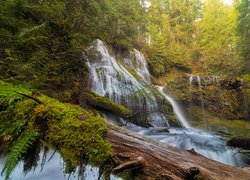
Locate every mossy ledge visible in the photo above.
<box><xmin>0</xmin><ymin>81</ymin><xmax>112</xmax><ymax>179</ymax></box>
<box><xmin>81</xmin><ymin>90</ymin><xmax>132</xmax><ymax>118</ymax></box>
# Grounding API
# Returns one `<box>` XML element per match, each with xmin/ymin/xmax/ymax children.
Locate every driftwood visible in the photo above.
<box><xmin>106</xmin><ymin>125</ymin><xmax>250</xmax><ymax>180</ymax></box>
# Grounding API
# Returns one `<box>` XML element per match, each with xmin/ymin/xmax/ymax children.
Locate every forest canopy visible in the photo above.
<box><xmin>0</xmin><ymin>0</ymin><xmax>249</xmax><ymax>98</ymax></box>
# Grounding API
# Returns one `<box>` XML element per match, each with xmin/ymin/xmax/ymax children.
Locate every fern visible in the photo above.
<box><xmin>1</xmin><ymin>129</ymin><xmax>39</xmax><ymax>179</ymax></box>
<box><xmin>0</xmin><ymin>119</ymin><xmax>28</xmax><ymax>139</ymax></box>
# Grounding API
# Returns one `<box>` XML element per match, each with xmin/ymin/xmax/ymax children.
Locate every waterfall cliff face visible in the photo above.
<box><xmin>86</xmin><ymin>40</ymin><xmax>247</xmax><ymax>167</ymax></box>
<box><xmin>122</xmin><ymin>49</ymin><xmax>151</xmax><ymax>82</ymax></box>
<box><xmin>86</xmin><ymin>40</ymin><xmax>176</xmax><ymax>127</ymax></box>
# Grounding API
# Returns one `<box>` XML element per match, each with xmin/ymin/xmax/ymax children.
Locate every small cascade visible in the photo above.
<box><xmin>86</xmin><ymin>40</ymin><xmax>247</xmax><ymax>167</ymax></box>
<box><xmin>197</xmin><ymin>76</ymin><xmax>207</xmax><ymax>129</ymax></box>
<box><xmin>133</xmin><ymin>49</ymin><xmax>151</xmax><ymax>82</ymax></box>
<box><xmin>189</xmin><ymin>75</ymin><xmax>207</xmax><ymax>129</ymax></box>
<box><xmin>157</xmin><ymin>86</ymin><xmax>191</xmax><ymax>128</ymax></box>
<box><xmin>189</xmin><ymin>75</ymin><xmax>194</xmax><ymax>120</ymax></box>
<box><xmin>121</xmin><ymin>124</ymin><xmax>246</xmax><ymax>167</ymax></box>
<box><xmin>86</xmin><ymin>39</ymin><xmax>169</xmax><ymax>127</ymax></box>
<box><xmin>213</xmin><ymin>75</ymin><xmax>220</xmax><ymax>86</ymax></box>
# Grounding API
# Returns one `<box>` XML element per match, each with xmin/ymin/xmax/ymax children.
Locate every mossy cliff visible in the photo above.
<box><xmin>0</xmin><ymin>81</ymin><xmax>112</xmax><ymax>179</ymax></box>
<box><xmin>164</xmin><ymin>75</ymin><xmax>249</xmax><ymax>120</ymax></box>
<box><xmin>85</xmin><ymin>40</ymin><xmax>180</xmax><ymax>127</ymax></box>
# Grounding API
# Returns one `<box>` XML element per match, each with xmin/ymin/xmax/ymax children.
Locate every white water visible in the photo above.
<box><xmin>213</xmin><ymin>75</ymin><xmax>220</xmax><ymax>86</ymax></box>
<box><xmin>87</xmin><ymin>39</ymin><xmax>247</xmax><ymax>167</ymax></box>
<box><xmin>189</xmin><ymin>75</ymin><xmax>207</xmax><ymax>128</ymax></box>
<box><xmin>122</xmin><ymin>49</ymin><xmax>151</xmax><ymax>82</ymax></box>
<box><xmin>105</xmin><ymin>113</ymin><xmax>246</xmax><ymax>167</ymax></box>
<box><xmin>121</xmin><ymin>123</ymin><xmax>246</xmax><ymax>167</ymax></box>
<box><xmin>86</xmin><ymin>39</ymin><xmax>169</xmax><ymax>127</ymax></box>
<box><xmin>157</xmin><ymin>86</ymin><xmax>191</xmax><ymax>128</ymax></box>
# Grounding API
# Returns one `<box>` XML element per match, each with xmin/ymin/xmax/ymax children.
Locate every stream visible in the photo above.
<box><xmin>87</xmin><ymin>40</ymin><xmax>248</xmax><ymax>167</ymax></box>
<box><xmin>0</xmin><ymin>150</ymin><xmax>122</xmax><ymax>180</ymax></box>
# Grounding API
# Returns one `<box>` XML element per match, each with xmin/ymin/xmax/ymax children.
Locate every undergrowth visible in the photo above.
<box><xmin>0</xmin><ymin>81</ymin><xmax>112</xmax><ymax>179</ymax></box>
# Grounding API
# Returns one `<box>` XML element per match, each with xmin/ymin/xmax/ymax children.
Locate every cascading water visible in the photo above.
<box><xmin>213</xmin><ymin>75</ymin><xmax>220</xmax><ymax>86</ymax></box>
<box><xmin>120</xmin><ymin>124</ymin><xmax>246</xmax><ymax>167</ymax></box>
<box><xmin>189</xmin><ymin>75</ymin><xmax>207</xmax><ymax>129</ymax></box>
<box><xmin>157</xmin><ymin>86</ymin><xmax>191</xmax><ymax>128</ymax></box>
<box><xmin>86</xmin><ymin>39</ymin><xmax>169</xmax><ymax>127</ymax></box>
<box><xmin>122</xmin><ymin>49</ymin><xmax>151</xmax><ymax>82</ymax></box>
<box><xmin>87</xmin><ymin>39</ymin><xmax>247</xmax><ymax>167</ymax></box>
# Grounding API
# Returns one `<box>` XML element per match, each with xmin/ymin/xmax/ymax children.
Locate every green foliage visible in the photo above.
<box><xmin>236</xmin><ymin>0</ymin><xmax>250</xmax><ymax>73</ymax></box>
<box><xmin>146</xmin><ymin>0</ymin><xmax>201</xmax><ymax>76</ymax></box>
<box><xmin>1</xmin><ymin>129</ymin><xmax>39</xmax><ymax>179</ymax></box>
<box><xmin>0</xmin><ymin>0</ymin><xmax>146</xmax><ymax>102</ymax></box>
<box><xmin>0</xmin><ymin>82</ymin><xmax>113</xmax><ymax>178</ymax></box>
<box><xmin>83</xmin><ymin>90</ymin><xmax>132</xmax><ymax>118</ymax></box>
<box><xmin>200</xmin><ymin>0</ymin><xmax>240</xmax><ymax>75</ymax></box>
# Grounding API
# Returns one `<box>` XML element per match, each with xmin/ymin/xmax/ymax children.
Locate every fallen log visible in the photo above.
<box><xmin>106</xmin><ymin>125</ymin><xmax>250</xmax><ymax>180</ymax></box>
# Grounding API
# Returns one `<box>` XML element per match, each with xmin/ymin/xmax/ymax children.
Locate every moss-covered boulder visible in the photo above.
<box><xmin>227</xmin><ymin>137</ymin><xmax>250</xmax><ymax>150</ymax></box>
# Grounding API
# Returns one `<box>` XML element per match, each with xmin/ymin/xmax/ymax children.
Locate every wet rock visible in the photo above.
<box><xmin>227</xmin><ymin>137</ymin><xmax>250</xmax><ymax>150</ymax></box>
<box><xmin>86</xmin><ymin>39</ymin><xmax>179</xmax><ymax>127</ymax></box>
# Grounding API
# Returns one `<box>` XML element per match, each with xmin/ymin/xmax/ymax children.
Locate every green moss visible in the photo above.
<box><xmin>125</xmin><ymin>67</ymin><xmax>141</xmax><ymax>81</ymax></box>
<box><xmin>189</xmin><ymin>105</ymin><xmax>250</xmax><ymax>137</ymax></box>
<box><xmin>83</xmin><ymin>90</ymin><xmax>132</xmax><ymax>118</ymax></box>
<box><xmin>0</xmin><ymin>81</ymin><xmax>113</xmax><ymax>178</ymax></box>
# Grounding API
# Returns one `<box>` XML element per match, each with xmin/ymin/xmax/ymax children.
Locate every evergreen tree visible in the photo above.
<box><xmin>201</xmin><ymin>0</ymin><xmax>240</xmax><ymax>75</ymax></box>
<box><xmin>236</xmin><ymin>0</ymin><xmax>250</xmax><ymax>73</ymax></box>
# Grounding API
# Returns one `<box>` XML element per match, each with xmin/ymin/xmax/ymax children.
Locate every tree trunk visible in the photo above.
<box><xmin>106</xmin><ymin>126</ymin><xmax>250</xmax><ymax>180</ymax></box>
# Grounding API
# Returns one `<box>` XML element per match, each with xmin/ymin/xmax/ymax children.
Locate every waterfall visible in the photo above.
<box><xmin>212</xmin><ymin>75</ymin><xmax>220</xmax><ymax>86</ymax></box>
<box><xmin>132</xmin><ymin>49</ymin><xmax>151</xmax><ymax>82</ymax></box>
<box><xmin>157</xmin><ymin>86</ymin><xmax>191</xmax><ymax>128</ymax></box>
<box><xmin>86</xmin><ymin>40</ymin><xmax>247</xmax><ymax>167</ymax></box>
<box><xmin>241</xmin><ymin>79</ymin><xmax>250</xmax><ymax>120</ymax></box>
<box><xmin>189</xmin><ymin>75</ymin><xmax>207</xmax><ymax>129</ymax></box>
<box><xmin>86</xmin><ymin>39</ymin><xmax>169</xmax><ymax>127</ymax></box>
<box><xmin>197</xmin><ymin>76</ymin><xmax>207</xmax><ymax>129</ymax></box>
<box><xmin>189</xmin><ymin>75</ymin><xmax>194</xmax><ymax>120</ymax></box>
<box><xmin>121</xmin><ymin>48</ymin><xmax>151</xmax><ymax>83</ymax></box>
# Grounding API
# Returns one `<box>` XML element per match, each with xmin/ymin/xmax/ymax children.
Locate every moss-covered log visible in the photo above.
<box><xmin>81</xmin><ymin>90</ymin><xmax>132</xmax><ymax>118</ymax></box>
<box><xmin>1</xmin><ymin>81</ymin><xmax>250</xmax><ymax>180</ymax></box>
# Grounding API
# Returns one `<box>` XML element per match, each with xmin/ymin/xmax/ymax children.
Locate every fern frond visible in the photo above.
<box><xmin>23</xmin><ymin>140</ymin><xmax>41</xmax><ymax>175</ymax></box>
<box><xmin>1</xmin><ymin>129</ymin><xmax>39</xmax><ymax>179</ymax></box>
<box><xmin>0</xmin><ymin>119</ymin><xmax>27</xmax><ymax>139</ymax></box>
